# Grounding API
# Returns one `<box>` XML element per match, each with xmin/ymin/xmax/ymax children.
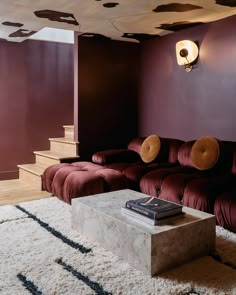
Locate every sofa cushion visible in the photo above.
<box><xmin>63</xmin><ymin>171</ymin><xmax>105</xmax><ymax>204</ymax></box>
<box><xmin>92</xmin><ymin>149</ymin><xmax>140</xmax><ymax>165</ymax></box>
<box><xmin>191</xmin><ymin>136</ymin><xmax>220</xmax><ymax>170</ymax></box>
<box><xmin>42</xmin><ymin>163</ymin><xmax>71</xmax><ymax>193</ymax></box>
<box><xmin>43</xmin><ymin>161</ymin><xmax>128</xmax><ymax>204</ymax></box>
<box><xmin>158</xmin><ymin>173</ymin><xmax>200</xmax><ymax>204</ymax></box>
<box><xmin>128</xmin><ymin>136</ymin><xmax>183</xmax><ymax>164</ymax></box>
<box><xmin>177</xmin><ymin>141</ymin><xmax>195</xmax><ymax>167</ymax></box>
<box><xmin>140</xmin><ymin>165</ymin><xmax>193</xmax><ymax>197</ymax></box>
<box><xmin>127</xmin><ymin>137</ymin><xmax>145</xmax><ymax>154</ymax></box>
<box><xmin>214</xmin><ymin>188</ymin><xmax>236</xmax><ymax>233</ymax></box>
<box><xmin>158</xmin><ymin>138</ymin><xmax>184</xmax><ymax>164</ymax></box>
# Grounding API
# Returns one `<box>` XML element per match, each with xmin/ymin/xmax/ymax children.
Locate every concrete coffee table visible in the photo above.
<box><xmin>72</xmin><ymin>189</ymin><xmax>215</xmax><ymax>276</ymax></box>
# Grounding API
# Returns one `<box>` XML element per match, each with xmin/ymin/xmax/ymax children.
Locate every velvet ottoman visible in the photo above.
<box><xmin>42</xmin><ymin>161</ymin><xmax>128</xmax><ymax>204</ymax></box>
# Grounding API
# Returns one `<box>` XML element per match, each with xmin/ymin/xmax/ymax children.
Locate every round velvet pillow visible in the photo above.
<box><xmin>191</xmin><ymin>136</ymin><xmax>220</xmax><ymax>170</ymax></box>
<box><xmin>140</xmin><ymin>135</ymin><xmax>161</xmax><ymax>163</ymax></box>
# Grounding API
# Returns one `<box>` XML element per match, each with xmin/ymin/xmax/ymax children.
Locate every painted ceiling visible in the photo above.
<box><xmin>0</xmin><ymin>0</ymin><xmax>236</xmax><ymax>43</ymax></box>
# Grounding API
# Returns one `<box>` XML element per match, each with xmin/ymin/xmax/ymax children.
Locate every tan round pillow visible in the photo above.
<box><xmin>191</xmin><ymin>136</ymin><xmax>220</xmax><ymax>170</ymax></box>
<box><xmin>140</xmin><ymin>135</ymin><xmax>161</xmax><ymax>163</ymax></box>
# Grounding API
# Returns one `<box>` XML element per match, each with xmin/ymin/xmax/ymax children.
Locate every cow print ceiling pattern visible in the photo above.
<box><xmin>0</xmin><ymin>0</ymin><xmax>236</xmax><ymax>43</ymax></box>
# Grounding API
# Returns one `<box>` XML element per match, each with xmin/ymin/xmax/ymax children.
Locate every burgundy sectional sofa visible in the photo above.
<box><xmin>92</xmin><ymin>137</ymin><xmax>184</xmax><ymax>190</ymax></box>
<box><xmin>140</xmin><ymin>139</ymin><xmax>235</xmax><ymax>212</ymax></box>
<box><xmin>42</xmin><ymin>135</ymin><xmax>236</xmax><ymax>233</ymax></box>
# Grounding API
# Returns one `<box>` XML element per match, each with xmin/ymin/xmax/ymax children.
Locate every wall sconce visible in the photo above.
<box><xmin>176</xmin><ymin>40</ymin><xmax>199</xmax><ymax>72</ymax></box>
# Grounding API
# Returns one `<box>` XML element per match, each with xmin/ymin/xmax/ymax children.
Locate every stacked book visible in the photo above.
<box><xmin>121</xmin><ymin>196</ymin><xmax>183</xmax><ymax>226</ymax></box>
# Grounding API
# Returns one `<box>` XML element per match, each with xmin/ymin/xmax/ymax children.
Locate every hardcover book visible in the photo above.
<box><xmin>121</xmin><ymin>207</ymin><xmax>162</xmax><ymax>226</ymax></box>
<box><xmin>125</xmin><ymin>196</ymin><xmax>182</xmax><ymax>220</ymax></box>
<box><xmin>121</xmin><ymin>207</ymin><xmax>184</xmax><ymax>226</ymax></box>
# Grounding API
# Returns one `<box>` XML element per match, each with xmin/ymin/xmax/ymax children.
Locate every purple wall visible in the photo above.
<box><xmin>75</xmin><ymin>36</ymin><xmax>140</xmax><ymax>160</ymax></box>
<box><xmin>139</xmin><ymin>15</ymin><xmax>236</xmax><ymax>142</ymax></box>
<box><xmin>0</xmin><ymin>40</ymin><xmax>74</xmax><ymax>180</ymax></box>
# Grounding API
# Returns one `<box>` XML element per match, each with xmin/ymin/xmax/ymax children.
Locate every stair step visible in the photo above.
<box><xmin>63</xmin><ymin>125</ymin><xmax>74</xmax><ymax>129</ymax></box>
<box><xmin>35</xmin><ymin>154</ymin><xmax>61</xmax><ymax>168</ymax></box>
<box><xmin>63</xmin><ymin>125</ymin><xmax>74</xmax><ymax>140</ymax></box>
<box><xmin>49</xmin><ymin>137</ymin><xmax>77</xmax><ymax>144</ymax></box>
<box><xmin>35</xmin><ymin>151</ymin><xmax>80</xmax><ymax>169</ymax></box>
<box><xmin>34</xmin><ymin>150</ymin><xmax>79</xmax><ymax>160</ymax></box>
<box><xmin>17</xmin><ymin>164</ymin><xmax>45</xmax><ymax>176</ymax></box>
<box><xmin>49</xmin><ymin>137</ymin><xmax>78</xmax><ymax>156</ymax></box>
<box><xmin>18</xmin><ymin>165</ymin><xmax>43</xmax><ymax>190</ymax></box>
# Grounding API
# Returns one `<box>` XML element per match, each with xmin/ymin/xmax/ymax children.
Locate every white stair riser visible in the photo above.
<box><xmin>64</xmin><ymin>128</ymin><xmax>74</xmax><ymax>140</ymax></box>
<box><xmin>50</xmin><ymin>141</ymin><xmax>77</xmax><ymax>156</ymax></box>
<box><xmin>35</xmin><ymin>155</ymin><xmax>60</xmax><ymax>168</ymax></box>
<box><xmin>19</xmin><ymin>169</ymin><xmax>42</xmax><ymax>191</ymax></box>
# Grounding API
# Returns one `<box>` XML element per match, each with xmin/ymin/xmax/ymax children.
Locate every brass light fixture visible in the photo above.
<box><xmin>176</xmin><ymin>40</ymin><xmax>199</xmax><ymax>72</ymax></box>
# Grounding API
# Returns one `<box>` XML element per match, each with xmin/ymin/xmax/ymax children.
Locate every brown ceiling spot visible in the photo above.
<box><xmin>157</xmin><ymin>21</ymin><xmax>204</xmax><ymax>32</ymax></box>
<box><xmin>153</xmin><ymin>3</ymin><xmax>202</xmax><ymax>12</ymax></box>
<box><xmin>215</xmin><ymin>0</ymin><xmax>236</xmax><ymax>7</ymax></box>
<box><xmin>79</xmin><ymin>33</ymin><xmax>111</xmax><ymax>40</ymax></box>
<box><xmin>9</xmin><ymin>29</ymin><xmax>37</xmax><ymax>38</ymax></box>
<box><xmin>2</xmin><ymin>21</ymin><xmax>23</xmax><ymax>27</ymax></box>
<box><xmin>34</xmin><ymin>10</ymin><xmax>79</xmax><ymax>25</ymax></box>
<box><xmin>103</xmin><ymin>3</ymin><xmax>119</xmax><ymax>8</ymax></box>
<box><xmin>122</xmin><ymin>33</ymin><xmax>159</xmax><ymax>42</ymax></box>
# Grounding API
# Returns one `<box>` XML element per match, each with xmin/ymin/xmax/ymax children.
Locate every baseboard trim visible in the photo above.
<box><xmin>0</xmin><ymin>170</ymin><xmax>19</xmax><ymax>180</ymax></box>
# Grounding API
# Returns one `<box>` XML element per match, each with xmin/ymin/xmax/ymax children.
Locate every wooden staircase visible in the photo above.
<box><xmin>17</xmin><ymin>125</ymin><xmax>79</xmax><ymax>190</ymax></box>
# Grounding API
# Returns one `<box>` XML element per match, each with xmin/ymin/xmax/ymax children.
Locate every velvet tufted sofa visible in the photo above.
<box><xmin>92</xmin><ymin>136</ymin><xmax>184</xmax><ymax>190</ymax></box>
<box><xmin>92</xmin><ymin>136</ymin><xmax>236</xmax><ymax>232</ymax></box>
<box><xmin>42</xmin><ymin>136</ymin><xmax>183</xmax><ymax>204</ymax></box>
<box><xmin>42</xmin><ymin>135</ymin><xmax>236</xmax><ymax>233</ymax></box>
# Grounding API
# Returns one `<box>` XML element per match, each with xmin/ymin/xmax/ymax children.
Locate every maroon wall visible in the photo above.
<box><xmin>0</xmin><ymin>40</ymin><xmax>73</xmax><ymax>180</ymax></box>
<box><xmin>75</xmin><ymin>36</ymin><xmax>140</xmax><ymax>160</ymax></box>
<box><xmin>139</xmin><ymin>15</ymin><xmax>236</xmax><ymax>142</ymax></box>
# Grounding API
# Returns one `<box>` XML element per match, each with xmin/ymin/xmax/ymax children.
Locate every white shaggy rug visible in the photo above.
<box><xmin>0</xmin><ymin>197</ymin><xmax>236</xmax><ymax>295</ymax></box>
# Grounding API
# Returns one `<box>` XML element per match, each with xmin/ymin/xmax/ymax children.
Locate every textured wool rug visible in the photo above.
<box><xmin>0</xmin><ymin>197</ymin><xmax>236</xmax><ymax>295</ymax></box>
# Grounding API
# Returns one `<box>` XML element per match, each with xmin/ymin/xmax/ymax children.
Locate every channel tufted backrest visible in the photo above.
<box><xmin>128</xmin><ymin>136</ymin><xmax>184</xmax><ymax>164</ymax></box>
<box><xmin>178</xmin><ymin>136</ymin><xmax>235</xmax><ymax>173</ymax></box>
<box><xmin>177</xmin><ymin>140</ymin><xmax>196</xmax><ymax>168</ymax></box>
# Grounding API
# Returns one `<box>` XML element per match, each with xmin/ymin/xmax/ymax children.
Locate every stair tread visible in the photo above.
<box><xmin>63</xmin><ymin>125</ymin><xmax>74</xmax><ymax>129</ymax></box>
<box><xmin>34</xmin><ymin>150</ymin><xmax>80</xmax><ymax>160</ymax></box>
<box><xmin>18</xmin><ymin>164</ymin><xmax>45</xmax><ymax>176</ymax></box>
<box><xmin>48</xmin><ymin>137</ymin><xmax>78</xmax><ymax>144</ymax></box>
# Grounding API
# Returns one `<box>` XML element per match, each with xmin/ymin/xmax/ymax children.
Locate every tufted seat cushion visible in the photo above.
<box><xmin>62</xmin><ymin>171</ymin><xmax>105</xmax><ymax>204</ymax></box>
<box><xmin>62</xmin><ymin>168</ymin><xmax>128</xmax><ymax>204</ymax></box>
<box><xmin>158</xmin><ymin>173</ymin><xmax>200</xmax><ymax>205</ymax></box>
<box><xmin>139</xmin><ymin>165</ymin><xmax>193</xmax><ymax>197</ymax></box>
<box><xmin>42</xmin><ymin>163</ymin><xmax>71</xmax><ymax>193</ymax></box>
<box><xmin>42</xmin><ymin>162</ymin><xmax>104</xmax><ymax>194</ymax></box>
<box><xmin>42</xmin><ymin>161</ymin><xmax>128</xmax><ymax>204</ymax></box>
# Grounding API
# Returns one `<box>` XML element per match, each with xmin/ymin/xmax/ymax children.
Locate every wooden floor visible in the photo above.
<box><xmin>0</xmin><ymin>179</ymin><xmax>52</xmax><ymax>206</ymax></box>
